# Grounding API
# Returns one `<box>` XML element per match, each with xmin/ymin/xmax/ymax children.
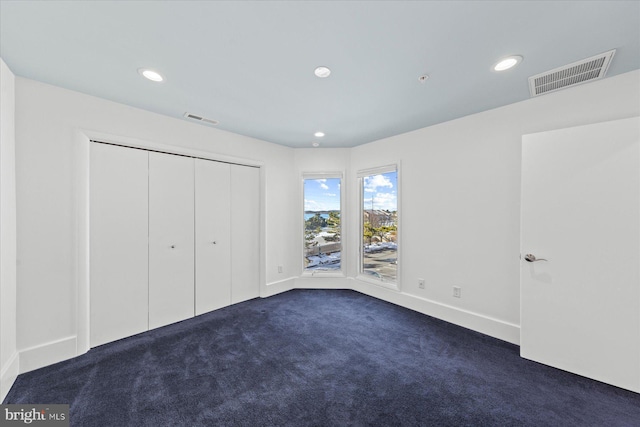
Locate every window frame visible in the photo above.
<box><xmin>357</xmin><ymin>164</ymin><xmax>400</xmax><ymax>290</ymax></box>
<box><xmin>301</xmin><ymin>172</ymin><xmax>346</xmax><ymax>278</ymax></box>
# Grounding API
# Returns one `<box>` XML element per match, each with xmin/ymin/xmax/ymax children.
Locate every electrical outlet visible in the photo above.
<box><xmin>418</xmin><ymin>278</ymin><xmax>425</xmax><ymax>289</ymax></box>
<box><xmin>453</xmin><ymin>286</ymin><xmax>461</xmax><ymax>298</ymax></box>
<box><xmin>277</xmin><ymin>265</ymin><xmax>283</xmax><ymax>273</ymax></box>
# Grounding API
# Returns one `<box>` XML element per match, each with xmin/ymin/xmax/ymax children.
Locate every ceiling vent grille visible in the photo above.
<box><xmin>528</xmin><ymin>49</ymin><xmax>616</xmax><ymax>97</ymax></box>
<box><xmin>183</xmin><ymin>112</ymin><xmax>219</xmax><ymax>126</ymax></box>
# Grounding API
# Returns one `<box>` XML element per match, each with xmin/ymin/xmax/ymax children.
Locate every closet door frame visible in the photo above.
<box><xmin>76</xmin><ymin>130</ymin><xmax>264</xmax><ymax>356</ymax></box>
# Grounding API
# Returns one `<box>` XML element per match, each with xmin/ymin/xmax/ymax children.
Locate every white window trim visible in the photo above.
<box><xmin>357</xmin><ymin>164</ymin><xmax>401</xmax><ymax>291</ymax></box>
<box><xmin>301</xmin><ymin>172</ymin><xmax>346</xmax><ymax>277</ymax></box>
<box><xmin>356</xmin><ymin>164</ymin><xmax>397</xmax><ymax>179</ymax></box>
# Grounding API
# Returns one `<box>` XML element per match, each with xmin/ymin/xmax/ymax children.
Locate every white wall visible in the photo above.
<box><xmin>10</xmin><ymin>67</ymin><xmax>640</xmax><ymax>376</ymax></box>
<box><xmin>14</xmin><ymin>78</ymin><xmax>299</xmax><ymax>371</ymax></box>
<box><xmin>348</xmin><ymin>69</ymin><xmax>640</xmax><ymax>343</ymax></box>
<box><xmin>0</xmin><ymin>58</ymin><xmax>18</xmax><ymax>401</ymax></box>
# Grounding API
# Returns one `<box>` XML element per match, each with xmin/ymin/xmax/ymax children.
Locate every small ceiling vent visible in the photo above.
<box><xmin>528</xmin><ymin>49</ymin><xmax>616</xmax><ymax>97</ymax></box>
<box><xmin>183</xmin><ymin>112</ymin><xmax>219</xmax><ymax>126</ymax></box>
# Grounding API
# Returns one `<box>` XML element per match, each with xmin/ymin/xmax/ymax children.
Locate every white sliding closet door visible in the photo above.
<box><xmin>90</xmin><ymin>143</ymin><xmax>149</xmax><ymax>347</ymax></box>
<box><xmin>195</xmin><ymin>159</ymin><xmax>231</xmax><ymax>315</ymax></box>
<box><xmin>230</xmin><ymin>165</ymin><xmax>260</xmax><ymax>304</ymax></box>
<box><xmin>149</xmin><ymin>152</ymin><xmax>195</xmax><ymax>329</ymax></box>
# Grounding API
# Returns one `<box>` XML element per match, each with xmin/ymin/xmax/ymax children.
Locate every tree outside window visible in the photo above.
<box><xmin>304</xmin><ymin>177</ymin><xmax>342</xmax><ymax>273</ymax></box>
<box><xmin>361</xmin><ymin>169</ymin><xmax>397</xmax><ymax>283</ymax></box>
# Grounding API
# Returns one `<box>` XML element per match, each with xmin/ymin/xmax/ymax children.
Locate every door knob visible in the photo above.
<box><xmin>524</xmin><ymin>253</ymin><xmax>547</xmax><ymax>262</ymax></box>
<box><xmin>212</xmin><ymin>241</ymin><xmax>217</xmax><ymax>245</ymax></box>
<box><xmin>170</xmin><ymin>245</ymin><xmax>176</xmax><ymax>249</ymax></box>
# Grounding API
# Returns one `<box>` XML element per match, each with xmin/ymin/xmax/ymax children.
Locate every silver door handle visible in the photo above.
<box><xmin>524</xmin><ymin>253</ymin><xmax>547</xmax><ymax>262</ymax></box>
<box><xmin>212</xmin><ymin>241</ymin><xmax>217</xmax><ymax>245</ymax></box>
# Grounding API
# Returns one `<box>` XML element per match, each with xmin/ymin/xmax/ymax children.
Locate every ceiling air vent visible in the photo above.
<box><xmin>528</xmin><ymin>49</ymin><xmax>616</xmax><ymax>97</ymax></box>
<box><xmin>183</xmin><ymin>112</ymin><xmax>219</xmax><ymax>126</ymax></box>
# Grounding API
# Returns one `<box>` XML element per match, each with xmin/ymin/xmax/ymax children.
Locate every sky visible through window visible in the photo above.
<box><xmin>304</xmin><ymin>178</ymin><xmax>340</xmax><ymax>212</ymax></box>
<box><xmin>362</xmin><ymin>172</ymin><xmax>397</xmax><ymax>212</ymax></box>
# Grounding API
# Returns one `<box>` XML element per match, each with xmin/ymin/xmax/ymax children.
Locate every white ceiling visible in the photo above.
<box><xmin>1</xmin><ymin>1</ymin><xmax>639</xmax><ymax>148</ymax></box>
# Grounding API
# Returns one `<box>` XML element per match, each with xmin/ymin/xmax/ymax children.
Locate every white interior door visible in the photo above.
<box><xmin>195</xmin><ymin>159</ymin><xmax>231</xmax><ymax>315</ymax></box>
<box><xmin>230</xmin><ymin>165</ymin><xmax>260</xmax><ymax>304</ymax></box>
<box><xmin>520</xmin><ymin>117</ymin><xmax>640</xmax><ymax>392</ymax></box>
<box><xmin>149</xmin><ymin>152</ymin><xmax>195</xmax><ymax>329</ymax></box>
<box><xmin>90</xmin><ymin>143</ymin><xmax>148</xmax><ymax>347</ymax></box>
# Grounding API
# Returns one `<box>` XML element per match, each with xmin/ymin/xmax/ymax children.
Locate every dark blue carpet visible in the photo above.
<box><xmin>4</xmin><ymin>289</ymin><xmax>640</xmax><ymax>426</ymax></box>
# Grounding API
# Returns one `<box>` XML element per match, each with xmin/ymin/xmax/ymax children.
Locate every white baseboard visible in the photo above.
<box><xmin>1</xmin><ymin>352</ymin><xmax>19</xmax><ymax>402</ymax></box>
<box><xmin>262</xmin><ymin>277</ymin><xmax>296</xmax><ymax>298</ymax></box>
<box><xmin>265</xmin><ymin>276</ymin><xmax>519</xmax><ymax>344</ymax></box>
<box><xmin>350</xmin><ymin>279</ymin><xmax>520</xmax><ymax>345</ymax></box>
<box><xmin>19</xmin><ymin>336</ymin><xmax>77</xmax><ymax>374</ymax></box>
<box><xmin>9</xmin><ymin>279</ymin><xmax>519</xmax><ymax>379</ymax></box>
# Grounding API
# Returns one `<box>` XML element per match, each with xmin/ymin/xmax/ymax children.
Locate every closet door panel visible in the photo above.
<box><xmin>195</xmin><ymin>159</ymin><xmax>231</xmax><ymax>315</ymax></box>
<box><xmin>230</xmin><ymin>165</ymin><xmax>260</xmax><ymax>304</ymax></box>
<box><xmin>149</xmin><ymin>152</ymin><xmax>195</xmax><ymax>329</ymax></box>
<box><xmin>90</xmin><ymin>143</ymin><xmax>148</xmax><ymax>347</ymax></box>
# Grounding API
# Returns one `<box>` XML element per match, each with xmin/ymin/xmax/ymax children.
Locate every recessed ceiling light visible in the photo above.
<box><xmin>138</xmin><ymin>68</ymin><xmax>164</xmax><ymax>82</ymax></box>
<box><xmin>314</xmin><ymin>66</ymin><xmax>331</xmax><ymax>78</ymax></box>
<box><xmin>312</xmin><ymin>142</ymin><xmax>320</xmax><ymax>147</ymax></box>
<box><xmin>493</xmin><ymin>55</ymin><xmax>523</xmax><ymax>71</ymax></box>
<box><xmin>314</xmin><ymin>131</ymin><xmax>325</xmax><ymax>138</ymax></box>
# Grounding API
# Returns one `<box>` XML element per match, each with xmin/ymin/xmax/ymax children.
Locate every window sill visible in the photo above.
<box><xmin>301</xmin><ymin>271</ymin><xmax>346</xmax><ymax>279</ymax></box>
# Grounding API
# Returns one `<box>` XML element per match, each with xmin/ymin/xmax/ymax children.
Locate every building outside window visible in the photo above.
<box><xmin>303</xmin><ymin>175</ymin><xmax>342</xmax><ymax>274</ymax></box>
<box><xmin>359</xmin><ymin>166</ymin><xmax>398</xmax><ymax>284</ymax></box>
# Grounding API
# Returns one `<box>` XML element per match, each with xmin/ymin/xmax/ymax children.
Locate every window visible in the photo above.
<box><xmin>359</xmin><ymin>166</ymin><xmax>398</xmax><ymax>284</ymax></box>
<box><xmin>303</xmin><ymin>175</ymin><xmax>342</xmax><ymax>274</ymax></box>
